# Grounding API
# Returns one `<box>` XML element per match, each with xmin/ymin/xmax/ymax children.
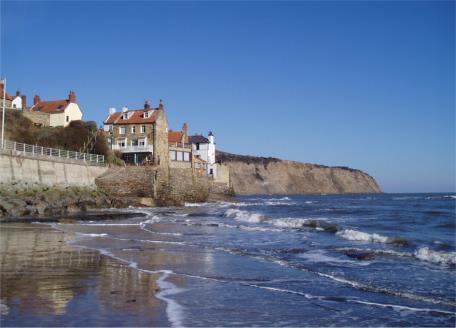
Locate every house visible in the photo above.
<box><xmin>103</xmin><ymin>100</ymin><xmax>169</xmax><ymax>165</ymax></box>
<box><xmin>168</xmin><ymin>123</ymin><xmax>192</xmax><ymax>168</ymax></box>
<box><xmin>25</xmin><ymin>91</ymin><xmax>83</xmax><ymax>127</ymax></box>
<box><xmin>189</xmin><ymin>131</ymin><xmax>217</xmax><ymax>177</ymax></box>
<box><xmin>0</xmin><ymin>81</ymin><xmax>26</xmax><ymax>110</ymax></box>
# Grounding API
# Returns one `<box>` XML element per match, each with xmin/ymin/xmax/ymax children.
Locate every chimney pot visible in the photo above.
<box><xmin>33</xmin><ymin>95</ymin><xmax>41</xmax><ymax>105</ymax></box>
<box><xmin>159</xmin><ymin>99</ymin><xmax>164</xmax><ymax>110</ymax></box>
<box><xmin>144</xmin><ymin>100</ymin><xmax>151</xmax><ymax>109</ymax></box>
<box><xmin>68</xmin><ymin>91</ymin><xmax>77</xmax><ymax>103</ymax></box>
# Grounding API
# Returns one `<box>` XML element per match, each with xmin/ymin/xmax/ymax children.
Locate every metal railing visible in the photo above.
<box><xmin>1</xmin><ymin>139</ymin><xmax>105</xmax><ymax>165</ymax></box>
<box><xmin>111</xmin><ymin>144</ymin><xmax>154</xmax><ymax>153</ymax></box>
<box><xmin>169</xmin><ymin>142</ymin><xmax>192</xmax><ymax>149</ymax></box>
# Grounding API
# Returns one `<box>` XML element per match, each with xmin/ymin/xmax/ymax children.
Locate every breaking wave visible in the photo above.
<box><xmin>336</xmin><ymin>229</ymin><xmax>408</xmax><ymax>246</ymax></box>
<box><xmin>414</xmin><ymin>247</ymin><xmax>456</xmax><ymax>266</ymax></box>
<box><xmin>224</xmin><ymin>209</ymin><xmax>266</xmax><ymax>223</ymax></box>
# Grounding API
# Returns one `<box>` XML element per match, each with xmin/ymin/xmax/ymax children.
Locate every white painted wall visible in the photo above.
<box><xmin>11</xmin><ymin>96</ymin><xmax>22</xmax><ymax>110</ymax></box>
<box><xmin>48</xmin><ymin>103</ymin><xmax>83</xmax><ymax>127</ymax></box>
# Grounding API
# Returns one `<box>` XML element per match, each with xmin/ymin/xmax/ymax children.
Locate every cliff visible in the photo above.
<box><xmin>217</xmin><ymin>151</ymin><xmax>381</xmax><ymax>195</ymax></box>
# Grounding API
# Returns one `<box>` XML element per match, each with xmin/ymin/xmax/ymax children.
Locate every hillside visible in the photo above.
<box><xmin>216</xmin><ymin>151</ymin><xmax>381</xmax><ymax>195</ymax></box>
<box><xmin>1</xmin><ymin>109</ymin><xmax>115</xmax><ymax>162</ymax></box>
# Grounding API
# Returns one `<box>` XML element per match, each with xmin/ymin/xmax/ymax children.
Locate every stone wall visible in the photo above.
<box><xmin>0</xmin><ymin>152</ymin><xmax>108</xmax><ymax>186</ymax></box>
<box><xmin>23</xmin><ymin>111</ymin><xmax>50</xmax><ymax>127</ymax></box>
<box><xmin>153</xmin><ymin>109</ymin><xmax>170</xmax><ymax>169</ymax></box>
<box><xmin>96</xmin><ymin>165</ymin><xmax>233</xmax><ymax>206</ymax></box>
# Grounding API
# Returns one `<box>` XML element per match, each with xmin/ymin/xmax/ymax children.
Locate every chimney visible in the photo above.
<box><xmin>182</xmin><ymin>123</ymin><xmax>189</xmax><ymax>143</ymax></box>
<box><xmin>16</xmin><ymin>90</ymin><xmax>20</xmax><ymax>97</ymax></box>
<box><xmin>0</xmin><ymin>82</ymin><xmax>4</xmax><ymax>95</ymax></box>
<box><xmin>122</xmin><ymin>106</ymin><xmax>129</xmax><ymax>113</ymax></box>
<box><xmin>21</xmin><ymin>95</ymin><xmax>27</xmax><ymax>109</ymax></box>
<box><xmin>159</xmin><ymin>99</ymin><xmax>164</xmax><ymax>110</ymax></box>
<box><xmin>33</xmin><ymin>95</ymin><xmax>41</xmax><ymax>105</ymax></box>
<box><xmin>144</xmin><ymin>100</ymin><xmax>151</xmax><ymax>109</ymax></box>
<box><xmin>68</xmin><ymin>91</ymin><xmax>76</xmax><ymax>103</ymax></box>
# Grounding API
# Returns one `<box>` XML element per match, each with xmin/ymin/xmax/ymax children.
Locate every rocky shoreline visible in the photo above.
<box><xmin>0</xmin><ymin>182</ymin><xmax>131</xmax><ymax>220</ymax></box>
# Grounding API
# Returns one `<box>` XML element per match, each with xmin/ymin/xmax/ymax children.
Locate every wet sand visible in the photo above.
<box><xmin>0</xmin><ymin>223</ymin><xmax>168</xmax><ymax>327</ymax></box>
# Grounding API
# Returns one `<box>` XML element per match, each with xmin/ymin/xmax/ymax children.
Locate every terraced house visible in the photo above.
<box><xmin>103</xmin><ymin>100</ymin><xmax>169</xmax><ymax>166</ymax></box>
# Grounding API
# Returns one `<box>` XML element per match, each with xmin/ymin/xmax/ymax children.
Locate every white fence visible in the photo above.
<box><xmin>111</xmin><ymin>144</ymin><xmax>154</xmax><ymax>153</ymax></box>
<box><xmin>1</xmin><ymin>139</ymin><xmax>105</xmax><ymax>165</ymax></box>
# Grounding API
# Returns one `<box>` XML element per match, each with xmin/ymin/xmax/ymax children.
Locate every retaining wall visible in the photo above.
<box><xmin>0</xmin><ymin>152</ymin><xmax>108</xmax><ymax>186</ymax></box>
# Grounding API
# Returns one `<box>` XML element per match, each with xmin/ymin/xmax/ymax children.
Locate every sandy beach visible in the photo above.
<box><xmin>0</xmin><ymin>223</ymin><xmax>168</xmax><ymax>327</ymax></box>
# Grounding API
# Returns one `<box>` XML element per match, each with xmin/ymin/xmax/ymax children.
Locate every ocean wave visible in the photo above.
<box><xmin>270</xmin><ymin>218</ymin><xmax>311</xmax><ymax>228</ymax></box>
<box><xmin>76</xmin><ymin>223</ymin><xmax>141</xmax><ymax>226</ymax></box>
<box><xmin>75</xmin><ymin>232</ymin><xmax>108</xmax><ymax>237</ymax></box>
<box><xmin>218</xmin><ymin>223</ymin><xmax>282</xmax><ymax>233</ymax></box>
<box><xmin>297</xmin><ymin>249</ymin><xmax>369</xmax><ymax>265</ymax></box>
<box><xmin>414</xmin><ymin>247</ymin><xmax>456</xmax><ymax>266</ymax></box>
<box><xmin>336</xmin><ymin>229</ymin><xmax>408</xmax><ymax>246</ymax></box>
<box><xmin>224</xmin><ymin>208</ymin><xmax>266</xmax><ymax>223</ymax></box>
<box><xmin>443</xmin><ymin>195</ymin><xmax>456</xmax><ymax>199</ymax></box>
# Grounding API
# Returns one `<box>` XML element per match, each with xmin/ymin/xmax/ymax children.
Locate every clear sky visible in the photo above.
<box><xmin>1</xmin><ymin>1</ymin><xmax>454</xmax><ymax>193</ymax></box>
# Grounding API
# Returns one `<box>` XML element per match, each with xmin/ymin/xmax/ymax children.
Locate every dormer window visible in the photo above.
<box><xmin>122</xmin><ymin>113</ymin><xmax>128</xmax><ymax>120</ymax></box>
<box><xmin>144</xmin><ymin>111</ymin><xmax>150</xmax><ymax>118</ymax></box>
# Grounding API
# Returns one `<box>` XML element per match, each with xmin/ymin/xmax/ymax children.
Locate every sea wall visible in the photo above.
<box><xmin>95</xmin><ymin>166</ymin><xmax>233</xmax><ymax>206</ymax></box>
<box><xmin>217</xmin><ymin>152</ymin><xmax>381</xmax><ymax>195</ymax></box>
<box><xmin>0</xmin><ymin>152</ymin><xmax>108</xmax><ymax>187</ymax></box>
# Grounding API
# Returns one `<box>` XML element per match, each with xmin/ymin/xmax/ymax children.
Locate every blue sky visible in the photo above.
<box><xmin>1</xmin><ymin>1</ymin><xmax>454</xmax><ymax>193</ymax></box>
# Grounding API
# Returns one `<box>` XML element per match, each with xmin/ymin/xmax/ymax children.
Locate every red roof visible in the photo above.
<box><xmin>104</xmin><ymin>109</ymin><xmax>159</xmax><ymax>125</ymax></box>
<box><xmin>168</xmin><ymin>131</ymin><xmax>184</xmax><ymax>143</ymax></box>
<box><xmin>30</xmin><ymin>100</ymin><xmax>69</xmax><ymax>113</ymax></box>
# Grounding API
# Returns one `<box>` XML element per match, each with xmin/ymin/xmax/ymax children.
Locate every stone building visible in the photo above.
<box><xmin>103</xmin><ymin>100</ymin><xmax>169</xmax><ymax>166</ymax></box>
<box><xmin>25</xmin><ymin>91</ymin><xmax>83</xmax><ymax>127</ymax></box>
<box><xmin>168</xmin><ymin>123</ymin><xmax>192</xmax><ymax>169</ymax></box>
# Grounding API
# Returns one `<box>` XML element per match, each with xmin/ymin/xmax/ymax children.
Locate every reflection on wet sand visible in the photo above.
<box><xmin>0</xmin><ymin>224</ymin><xmax>168</xmax><ymax>327</ymax></box>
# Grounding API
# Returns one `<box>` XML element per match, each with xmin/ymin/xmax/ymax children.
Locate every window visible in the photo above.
<box><xmin>122</xmin><ymin>113</ymin><xmax>128</xmax><ymax>119</ymax></box>
<box><xmin>131</xmin><ymin>126</ymin><xmax>136</xmax><ymax>133</ymax></box>
<box><xmin>177</xmin><ymin>151</ymin><xmax>183</xmax><ymax>161</ymax></box>
<box><xmin>66</xmin><ymin>116</ymin><xmax>69</xmax><ymax>122</ymax></box>
<box><xmin>183</xmin><ymin>152</ymin><xmax>190</xmax><ymax>162</ymax></box>
<box><xmin>139</xmin><ymin>139</ymin><xmax>146</xmax><ymax>147</ymax></box>
<box><xmin>132</xmin><ymin>139</ymin><xmax>139</xmax><ymax>146</ymax></box>
<box><xmin>140</xmin><ymin>125</ymin><xmax>146</xmax><ymax>133</ymax></box>
<box><xmin>169</xmin><ymin>150</ymin><xmax>177</xmax><ymax>161</ymax></box>
<box><xmin>13</xmin><ymin>104</ymin><xmax>16</xmax><ymax>109</ymax></box>
<box><xmin>118</xmin><ymin>139</ymin><xmax>126</xmax><ymax>147</ymax></box>
<box><xmin>119</xmin><ymin>127</ymin><xmax>126</xmax><ymax>134</ymax></box>
<box><xmin>144</xmin><ymin>112</ymin><xmax>149</xmax><ymax>118</ymax></box>
<box><xmin>196</xmin><ymin>143</ymin><xmax>200</xmax><ymax>150</ymax></box>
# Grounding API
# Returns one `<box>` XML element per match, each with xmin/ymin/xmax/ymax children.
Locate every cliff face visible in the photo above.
<box><xmin>217</xmin><ymin>151</ymin><xmax>381</xmax><ymax>195</ymax></box>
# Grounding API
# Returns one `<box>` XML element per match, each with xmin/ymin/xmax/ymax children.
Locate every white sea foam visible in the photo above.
<box><xmin>155</xmin><ymin>271</ymin><xmax>186</xmax><ymax>328</ymax></box>
<box><xmin>336</xmin><ymin>229</ymin><xmax>391</xmax><ymax>243</ymax></box>
<box><xmin>224</xmin><ymin>208</ymin><xmax>265</xmax><ymax>223</ymax></box>
<box><xmin>76</xmin><ymin>223</ymin><xmax>140</xmax><ymax>226</ymax></box>
<box><xmin>270</xmin><ymin>218</ymin><xmax>310</xmax><ymax>228</ymax></box>
<box><xmin>443</xmin><ymin>195</ymin><xmax>456</xmax><ymax>199</ymax></box>
<box><xmin>75</xmin><ymin>232</ymin><xmax>108</xmax><ymax>237</ymax></box>
<box><xmin>414</xmin><ymin>247</ymin><xmax>456</xmax><ymax>266</ymax></box>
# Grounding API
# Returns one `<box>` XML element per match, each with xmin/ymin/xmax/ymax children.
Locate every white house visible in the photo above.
<box><xmin>189</xmin><ymin>131</ymin><xmax>217</xmax><ymax>177</ymax></box>
<box><xmin>27</xmin><ymin>91</ymin><xmax>83</xmax><ymax>127</ymax></box>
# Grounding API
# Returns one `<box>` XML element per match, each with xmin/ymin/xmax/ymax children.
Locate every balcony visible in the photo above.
<box><xmin>169</xmin><ymin>142</ymin><xmax>192</xmax><ymax>149</ymax></box>
<box><xmin>111</xmin><ymin>144</ymin><xmax>154</xmax><ymax>153</ymax></box>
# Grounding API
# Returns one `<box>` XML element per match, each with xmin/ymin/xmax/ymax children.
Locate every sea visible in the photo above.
<box><xmin>51</xmin><ymin>193</ymin><xmax>455</xmax><ymax>327</ymax></box>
